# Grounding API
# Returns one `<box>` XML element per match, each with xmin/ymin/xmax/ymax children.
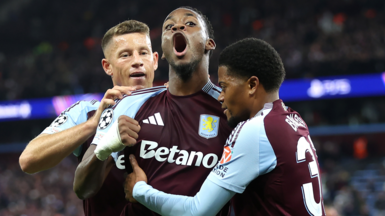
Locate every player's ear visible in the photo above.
<box><xmin>205</xmin><ymin>38</ymin><xmax>216</xmax><ymax>52</ymax></box>
<box><xmin>247</xmin><ymin>76</ymin><xmax>259</xmax><ymax>95</ymax></box>
<box><xmin>102</xmin><ymin>59</ymin><xmax>112</xmax><ymax>76</ymax></box>
<box><xmin>152</xmin><ymin>52</ymin><xmax>159</xmax><ymax>71</ymax></box>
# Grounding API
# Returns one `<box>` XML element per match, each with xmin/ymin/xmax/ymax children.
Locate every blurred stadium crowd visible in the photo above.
<box><xmin>0</xmin><ymin>0</ymin><xmax>385</xmax><ymax>215</ymax></box>
<box><xmin>1</xmin><ymin>0</ymin><xmax>385</xmax><ymax>100</ymax></box>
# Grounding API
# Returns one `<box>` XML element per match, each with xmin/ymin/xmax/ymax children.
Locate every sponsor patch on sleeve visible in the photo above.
<box><xmin>50</xmin><ymin>114</ymin><xmax>68</xmax><ymax>127</ymax></box>
<box><xmin>211</xmin><ymin>164</ymin><xmax>229</xmax><ymax>178</ymax></box>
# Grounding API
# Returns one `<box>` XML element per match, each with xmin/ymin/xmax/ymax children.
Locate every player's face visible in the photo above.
<box><xmin>217</xmin><ymin>66</ymin><xmax>250</xmax><ymax>128</ymax></box>
<box><xmin>103</xmin><ymin>33</ymin><xmax>158</xmax><ymax>89</ymax></box>
<box><xmin>161</xmin><ymin>8</ymin><xmax>210</xmax><ymax>68</ymax></box>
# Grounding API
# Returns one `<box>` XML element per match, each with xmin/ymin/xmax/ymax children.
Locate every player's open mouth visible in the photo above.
<box><xmin>130</xmin><ymin>72</ymin><xmax>145</xmax><ymax>79</ymax></box>
<box><xmin>173</xmin><ymin>33</ymin><xmax>187</xmax><ymax>57</ymax></box>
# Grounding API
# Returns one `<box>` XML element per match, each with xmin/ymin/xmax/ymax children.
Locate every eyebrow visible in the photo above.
<box><xmin>165</xmin><ymin>16</ymin><xmax>173</xmax><ymax>22</ymax></box>
<box><xmin>164</xmin><ymin>13</ymin><xmax>196</xmax><ymax>22</ymax></box>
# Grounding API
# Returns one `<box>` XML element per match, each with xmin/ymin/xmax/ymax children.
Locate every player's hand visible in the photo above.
<box><xmin>90</xmin><ymin>86</ymin><xmax>136</xmax><ymax>128</ymax></box>
<box><xmin>94</xmin><ymin>115</ymin><xmax>139</xmax><ymax>161</ymax></box>
<box><xmin>124</xmin><ymin>154</ymin><xmax>148</xmax><ymax>202</ymax></box>
<box><xmin>118</xmin><ymin>116</ymin><xmax>140</xmax><ymax>147</ymax></box>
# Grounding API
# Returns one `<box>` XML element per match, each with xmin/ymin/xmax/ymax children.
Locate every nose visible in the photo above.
<box><xmin>172</xmin><ymin>23</ymin><xmax>186</xmax><ymax>32</ymax></box>
<box><xmin>132</xmin><ymin>51</ymin><xmax>144</xmax><ymax>68</ymax></box>
<box><xmin>217</xmin><ymin>91</ymin><xmax>225</xmax><ymax>103</ymax></box>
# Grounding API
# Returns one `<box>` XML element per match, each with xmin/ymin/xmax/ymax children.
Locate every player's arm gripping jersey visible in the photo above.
<box><xmin>41</xmin><ymin>100</ymin><xmax>100</xmax><ymax>157</ymax></box>
<box><xmin>132</xmin><ymin>107</ymin><xmax>277</xmax><ymax>216</ymax></box>
<box><xmin>91</xmin><ymin>86</ymin><xmax>167</xmax><ymax>161</ymax></box>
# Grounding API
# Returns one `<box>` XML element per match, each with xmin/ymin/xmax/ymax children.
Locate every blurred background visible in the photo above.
<box><xmin>0</xmin><ymin>0</ymin><xmax>385</xmax><ymax>215</ymax></box>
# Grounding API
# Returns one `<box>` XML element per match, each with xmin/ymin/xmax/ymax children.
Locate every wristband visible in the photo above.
<box><xmin>94</xmin><ymin>121</ymin><xmax>125</xmax><ymax>161</ymax></box>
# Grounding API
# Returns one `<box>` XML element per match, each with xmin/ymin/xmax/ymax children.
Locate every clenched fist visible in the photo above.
<box><xmin>94</xmin><ymin>115</ymin><xmax>141</xmax><ymax>161</ymax></box>
<box><xmin>118</xmin><ymin>115</ymin><xmax>140</xmax><ymax>147</ymax></box>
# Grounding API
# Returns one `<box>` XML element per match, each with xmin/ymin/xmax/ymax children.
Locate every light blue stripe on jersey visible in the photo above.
<box><xmin>134</xmin><ymin>179</ymin><xmax>235</xmax><ymax>216</ymax></box>
<box><xmin>207</xmin><ymin>106</ymin><xmax>277</xmax><ymax>194</ymax></box>
<box><xmin>41</xmin><ymin>100</ymin><xmax>100</xmax><ymax>157</ymax></box>
<box><xmin>92</xmin><ymin>86</ymin><xmax>167</xmax><ymax>146</ymax></box>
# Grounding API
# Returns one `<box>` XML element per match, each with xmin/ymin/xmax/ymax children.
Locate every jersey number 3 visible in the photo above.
<box><xmin>296</xmin><ymin>136</ymin><xmax>323</xmax><ymax>216</ymax></box>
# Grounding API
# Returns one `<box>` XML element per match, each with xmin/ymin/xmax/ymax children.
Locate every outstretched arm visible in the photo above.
<box><xmin>19</xmin><ymin>86</ymin><xmax>134</xmax><ymax>174</ymax></box>
<box><xmin>125</xmin><ymin>155</ymin><xmax>235</xmax><ymax>216</ymax></box>
<box><xmin>20</xmin><ymin>121</ymin><xmax>98</xmax><ymax>174</ymax></box>
<box><xmin>125</xmin><ymin>119</ymin><xmax>277</xmax><ymax>215</ymax></box>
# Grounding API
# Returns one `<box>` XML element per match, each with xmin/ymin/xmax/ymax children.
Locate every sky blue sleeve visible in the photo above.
<box><xmin>133</xmin><ymin>179</ymin><xmax>235</xmax><ymax>216</ymax></box>
<box><xmin>207</xmin><ymin>116</ymin><xmax>277</xmax><ymax>194</ymax></box>
<box><xmin>40</xmin><ymin>100</ymin><xmax>100</xmax><ymax>157</ymax></box>
<box><xmin>41</xmin><ymin>100</ymin><xmax>99</xmax><ymax>134</ymax></box>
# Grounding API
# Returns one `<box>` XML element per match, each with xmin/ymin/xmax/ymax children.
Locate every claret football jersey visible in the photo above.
<box><xmin>208</xmin><ymin>99</ymin><xmax>326</xmax><ymax>216</ymax></box>
<box><xmin>93</xmin><ymin>81</ymin><xmax>232</xmax><ymax>216</ymax></box>
<box><xmin>123</xmin><ymin>81</ymin><xmax>232</xmax><ymax>216</ymax></box>
<box><xmin>89</xmin><ymin>86</ymin><xmax>168</xmax><ymax>215</ymax></box>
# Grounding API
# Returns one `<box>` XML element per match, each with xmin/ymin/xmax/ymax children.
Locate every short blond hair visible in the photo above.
<box><xmin>101</xmin><ymin>20</ymin><xmax>150</xmax><ymax>54</ymax></box>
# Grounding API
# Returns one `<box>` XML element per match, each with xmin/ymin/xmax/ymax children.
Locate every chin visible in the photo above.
<box><xmin>227</xmin><ymin>114</ymin><xmax>249</xmax><ymax>128</ymax></box>
<box><xmin>130</xmin><ymin>81</ymin><xmax>147</xmax><ymax>89</ymax></box>
<box><xmin>170</xmin><ymin>58</ymin><xmax>200</xmax><ymax>82</ymax></box>
<box><xmin>227</xmin><ymin>116</ymin><xmax>241</xmax><ymax>128</ymax></box>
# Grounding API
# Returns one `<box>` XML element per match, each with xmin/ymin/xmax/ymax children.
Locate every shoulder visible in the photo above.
<box><xmin>263</xmin><ymin>100</ymin><xmax>308</xmax><ymax>134</ymax></box>
<box><xmin>226</xmin><ymin>104</ymin><xmax>275</xmax><ymax>148</ymax></box>
<box><xmin>115</xmin><ymin>86</ymin><xmax>166</xmax><ymax>106</ymax></box>
<box><xmin>106</xmin><ymin>86</ymin><xmax>167</xmax><ymax>116</ymax></box>
<box><xmin>61</xmin><ymin>100</ymin><xmax>100</xmax><ymax>115</ymax></box>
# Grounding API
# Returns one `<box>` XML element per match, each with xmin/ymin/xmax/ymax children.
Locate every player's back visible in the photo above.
<box><xmin>232</xmin><ymin>100</ymin><xmax>325</xmax><ymax>216</ymax></box>
<box><xmin>122</xmin><ymin>81</ymin><xmax>232</xmax><ymax>216</ymax></box>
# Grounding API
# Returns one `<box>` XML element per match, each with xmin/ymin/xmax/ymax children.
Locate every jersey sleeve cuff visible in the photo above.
<box><xmin>207</xmin><ymin>174</ymin><xmax>245</xmax><ymax>194</ymax></box>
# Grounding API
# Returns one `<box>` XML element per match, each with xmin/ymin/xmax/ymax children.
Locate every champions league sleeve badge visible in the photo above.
<box><xmin>199</xmin><ymin>114</ymin><xmax>220</xmax><ymax>139</ymax></box>
<box><xmin>50</xmin><ymin>114</ymin><xmax>68</xmax><ymax>127</ymax></box>
<box><xmin>98</xmin><ymin>108</ymin><xmax>114</xmax><ymax>130</ymax></box>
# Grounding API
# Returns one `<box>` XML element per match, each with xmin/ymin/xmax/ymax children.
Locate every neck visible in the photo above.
<box><xmin>168</xmin><ymin>56</ymin><xmax>209</xmax><ymax>96</ymax></box>
<box><xmin>249</xmin><ymin>91</ymin><xmax>280</xmax><ymax>118</ymax></box>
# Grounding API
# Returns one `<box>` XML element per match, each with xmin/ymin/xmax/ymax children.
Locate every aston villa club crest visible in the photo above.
<box><xmin>199</xmin><ymin>114</ymin><xmax>220</xmax><ymax>139</ymax></box>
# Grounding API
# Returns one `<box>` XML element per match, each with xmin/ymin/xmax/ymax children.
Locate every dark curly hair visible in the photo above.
<box><xmin>219</xmin><ymin>38</ymin><xmax>286</xmax><ymax>92</ymax></box>
<box><xmin>178</xmin><ymin>6</ymin><xmax>215</xmax><ymax>56</ymax></box>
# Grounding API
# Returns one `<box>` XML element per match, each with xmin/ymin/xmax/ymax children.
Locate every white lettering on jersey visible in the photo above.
<box><xmin>285</xmin><ymin>114</ymin><xmax>306</xmax><ymax>131</ymax></box>
<box><xmin>116</xmin><ymin>155</ymin><xmax>125</xmax><ymax>170</ymax></box>
<box><xmin>296</xmin><ymin>135</ymin><xmax>323</xmax><ymax>216</ymax></box>
<box><xmin>140</xmin><ymin>140</ymin><xmax>218</xmax><ymax>168</ymax></box>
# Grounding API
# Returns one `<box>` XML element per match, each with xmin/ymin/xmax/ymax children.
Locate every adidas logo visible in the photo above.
<box><xmin>143</xmin><ymin>112</ymin><xmax>164</xmax><ymax>126</ymax></box>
